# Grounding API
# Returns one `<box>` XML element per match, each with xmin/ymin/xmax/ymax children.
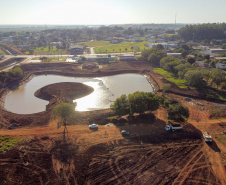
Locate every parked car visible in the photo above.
<box><xmin>165</xmin><ymin>124</ymin><xmax>183</xmax><ymax>131</ymax></box>
<box><xmin>8</xmin><ymin>123</ymin><xmax>19</xmax><ymax>130</ymax></box>
<box><xmin>165</xmin><ymin>125</ymin><xmax>171</xmax><ymax>131</ymax></box>
<box><xmin>121</xmin><ymin>130</ymin><xmax>130</xmax><ymax>135</ymax></box>
<box><xmin>203</xmin><ymin>132</ymin><xmax>212</xmax><ymax>143</ymax></box>
<box><xmin>89</xmin><ymin>123</ymin><xmax>98</xmax><ymax>129</ymax></box>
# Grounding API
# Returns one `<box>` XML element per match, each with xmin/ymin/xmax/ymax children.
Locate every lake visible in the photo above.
<box><xmin>4</xmin><ymin>74</ymin><xmax>153</xmax><ymax>114</ymax></box>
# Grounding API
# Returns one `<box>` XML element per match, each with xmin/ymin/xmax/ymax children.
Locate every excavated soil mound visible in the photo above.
<box><xmin>35</xmin><ymin>82</ymin><xmax>94</xmax><ymax>110</ymax></box>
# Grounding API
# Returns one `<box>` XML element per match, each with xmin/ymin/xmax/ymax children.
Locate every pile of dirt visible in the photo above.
<box><xmin>35</xmin><ymin>82</ymin><xmax>94</xmax><ymax>110</ymax></box>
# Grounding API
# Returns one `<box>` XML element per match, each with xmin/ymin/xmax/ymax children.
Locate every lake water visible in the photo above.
<box><xmin>4</xmin><ymin>74</ymin><xmax>153</xmax><ymax>114</ymax></box>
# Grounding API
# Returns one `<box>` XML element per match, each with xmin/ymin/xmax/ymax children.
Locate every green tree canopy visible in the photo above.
<box><xmin>184</xmin><ymin>70</ymin><xmax>205</xmax><ymax>87</ymax></box>
<box><xmin>178</xmin><ymin>23</ymin><xmax>226</xmax><ymax>41</ymax></box>
<box><xmin>110</xmin><ymin>94</ymin><xmax>129</xmax><ymax>116</ymax></box>
<box><xmin>52</xmin><ymin>103</ymin><xmax>76</xmax><ymax>141</ymax></box>
<box><xmin>147</xmin><ymin>50</ymin><xmax>167</xmax><ymax>66</ymax></box>
<box><xmin>210</xmin><ymin>68</ymin><xmax>226</xmax><ymax>88</ymax></box>
<box><xmin>111</xmin><ymin>92</ymin><xmax>161</xmax><ymax>116</ymax></box>
<box><xmin>187</xmin><ymin>57</ymin><xmax>196</xmax><ymax>65</ymax></box>
<box><xmin>168</xmin><ymin>104</ymin><xmax>189</xmax><ymax>122</ymax></box>
<box><xmin>8</xmin><ymin>66</ymin><xmax>23</xmax><ymax>78</ymax></box>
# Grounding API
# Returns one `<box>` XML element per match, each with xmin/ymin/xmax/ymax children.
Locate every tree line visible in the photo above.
<box><xmin>178</xmin><ymin>23</ymin><xmax>226</xmax><ymax>41</ymax></box>
<box><xmin>110</xmin><ymin>91</ymin><xmax>189</xmax><ymax>122</ymax></box>
<box><xmin>159</xmin><ymin>56</ymin><xmax>226</xmax><ymax>90</ymax></box>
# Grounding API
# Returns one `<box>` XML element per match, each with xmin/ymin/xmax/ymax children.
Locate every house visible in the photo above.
<box><xmin>195</xmin><ymin>61</ymin><xmax>209</xmax><ymax>68</ymax></box>
<box><xmin>216</xmin><ymin>63</ymin><xmax>226</xmax><ymax>70</ymax></box>
<box><xmin>50</xmin><ymin>42</ymin><xmax>62</xmax><ymax>47</ymax></box>
<box><xmin>0</xmin><ymin>54</ymin><xmax>4</xmax><ymax>60</ymax></box>
<box><xmin>215</xmin><ymin>57</ymin><xmax>226</xmax><ymax>61</ymax></box>
<box><xmin>167</xmin><ymin>53</ymin><xmax>181</xmax><ymax>58</ymax></box>
<box><xmin>133</xmin><ymin>38</ymin><xmax>143</xmax><ymax>42</ymax></box>
<box><xmin>110</xmin><ymin>37</ymin><xmax>124</xmax><ymax>44</ymax></box>
<box><xmin>210</xmin><ymin>49</ymin><xmax>226</xmax><ymax>53</ymax></box>
<box><xmin>1</xmin><ymin>36</ymin><xmax>14</xmax><ymax>43</ymax></box>
<box><xmin>146</xmin><ymin>43</ymin><xmax>168</xmax><ymax>49</ymax></box>
<box><xmin>70</xmin><ymin>45</ymin><xmax>84</xmax><ymax>55</ymax></box>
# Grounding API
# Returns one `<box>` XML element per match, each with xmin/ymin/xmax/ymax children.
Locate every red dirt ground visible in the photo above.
<box><xmin>0</xmin><ymin>60</ymin><xmax>226</xmax><ymax>184</ymax></box>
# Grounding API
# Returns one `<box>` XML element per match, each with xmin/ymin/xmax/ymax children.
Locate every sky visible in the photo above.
<box><xmin>1</xmin><ymin>0</ymin><xmax>226</xmax><ymax>25</ymax></box>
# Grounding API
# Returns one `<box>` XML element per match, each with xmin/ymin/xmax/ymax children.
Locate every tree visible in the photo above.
<box><xmin>211</xmin><ymin>68</ymin><xmax>226</xmax><ymax>88</ymax></box>
<box><xmin>178</xmin><ymin>23</ymin><xmax>226</xmax><ymax>41</ymax></box>
<box><xmin>175</xmin><ymin>63</ymin><xmax>193</xmax><ymax>78</ymax></box>
<box><xmin>141</xmin><ymin>48</ymin><xmax>158</xmax><ymax>59</ymax></box>
<box><xmin>184</xmin><ymin>70</ymin><xmax>205</xmax><ymax>87</ymax></box>
<box><xmin>168</xmin><ymin>104</ymin><xmax>189</xmax><ymax>122</ymax></box>
<box><xmin>8</xmin><ymin>66</ymin><xmax>23</xmax><ymax>79</ymax></box>
<box><xmin>204</xmin><ymin>54</ymin><xmax>210</xmax><ymax>60</ymax></box>
<box><xmin>0</xmin><ymin>71</ymin><xmax>9</xmax><ymax>83</ymax></box>
<box><xmin>181</xmin><ymin>44</ymin><xmax>190</xmax><ymax>51</ymax></box>
<box><xmin>156</xmin><ymin>44</ymin><xmax>164</xmax><ymax>50</ymax></box>
<box><xmin>110</xmin><ymin>94</ymin><xmax>129</xmax><ymax>117</ymax></box>
<box><xmin>160</xmin><ymin>56</ymin><xmax>176</xmax><ymax>68</ymax></box>
<box><xmin>164</xmin><ymin>60</ymin><xmax>181</xmax><ymax>74</ymax></box>
<box><xmin>128</xmin><ymin>92</ymin><xmax>160</xmax><ymax>115</ymax></box>
<box><xmin>52</xmin><ymin>103</ymin><xmax>76</xmax><ymax>142</ymax></box>
<box><xmin>187</xmin><ymin>57</ymin><xmax>196</xmax><ymax>65</ymax></box>
<box><xmin>147</xmin><ymin>50</ymin><xmax>167</xmax><ymax>66</ymax></box>
<box><xmin>162</xmin><ymin>83</ymin><xmax>171</xmax><ymax>95</ymax></box>
<box><xmin>209</xmin><ymin>61</ymin><xmax>216</xmax><ymax>68</ymax></box>
<box><xmin>222</xmin><ymin>44</ymin><xmax>226</xmax><ymax>49</ymax></box>
<box><xmin>111</xmin><ymin>92</ymin><xmax>161</xmax><ymax>117</ymax></box>
<box><xmin>181</xmin><ymin>50</ymin><xmax>188</xmax><ymax>58</ymax></box>
<box><xmin>220</xmin><ymin>81</ymin><xmax>226</xmax><ymax>91</ymax></box>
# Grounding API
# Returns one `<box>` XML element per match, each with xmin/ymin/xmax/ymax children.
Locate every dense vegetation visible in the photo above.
<box><xmin>141</xmin><ymin>48</ymin><xmax>167</xmax><ymax>66</ymax></box>
<box><xmin>110</xmin><ymin>91</ymin><xmax>163</xmax><ymax>116</ymax></box>
<box><xmin>178</xmin><ymin>23</ymin><xmax>226</xmax><ymax>41</ymax></box>
<box><xmin>0</xmin><ymin>66</ymin><xmax>23</xmax><ymax>86</ymax></box>
<box><xmin>168</xmin><ymin>104</ymin><xmax>189</xmax><ymax>122</ymax></box>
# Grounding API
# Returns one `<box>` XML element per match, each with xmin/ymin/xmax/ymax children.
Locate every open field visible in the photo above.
<box><xmin>24</xmin><ymin>47</ymin><xmax>69</xmax><ymax>55</ymax></box>
<box><xmin>77</xmin><ymin>40</ymin><xmax>150</xmax><ymax>53</ymax></box>
<box><xmin>94</xmin><ymin>41</ymin><xmax>151</xmax><ymax>53</ymax></box>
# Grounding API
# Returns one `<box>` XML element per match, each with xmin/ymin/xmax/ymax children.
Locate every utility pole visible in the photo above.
<box><xmin>175</xmin><ymin>12</ymin><xmax>177</xmax><ymax>25</ymax></box>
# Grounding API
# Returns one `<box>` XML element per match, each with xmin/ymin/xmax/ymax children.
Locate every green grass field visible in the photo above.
<box><xmin>154</xmin><ymin>68</ymin><xmax>188</xmax><ymax>88</ymax></box>
<box><xmin>0</xmin><ymin>136</ymin><xmax>21</xmax><ymax>152</ymax></box>
<box><xmin>94</xmin><ymin>41</ymin><xmax>150</xmax><ymax>53</ymax></box>
<box><xmin>77</xmin><ymin>40</ymin><xmax>150</xmax><ymax>54</ymax></box>
<box><xmin>34</xmin><ymin>47</ymin><xmax>68</xmax><ymax>54</ymax></box>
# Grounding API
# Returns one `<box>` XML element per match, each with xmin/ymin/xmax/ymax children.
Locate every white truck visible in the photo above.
<box><xmin>203</xmin><ymin>132</ymin><xmax>212</xmax><ymax>143</ymax></box>
<box><xmin>165</xmin><ymin>124</ymin><xmax>183</xmax><ymax>131</ymax></box>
